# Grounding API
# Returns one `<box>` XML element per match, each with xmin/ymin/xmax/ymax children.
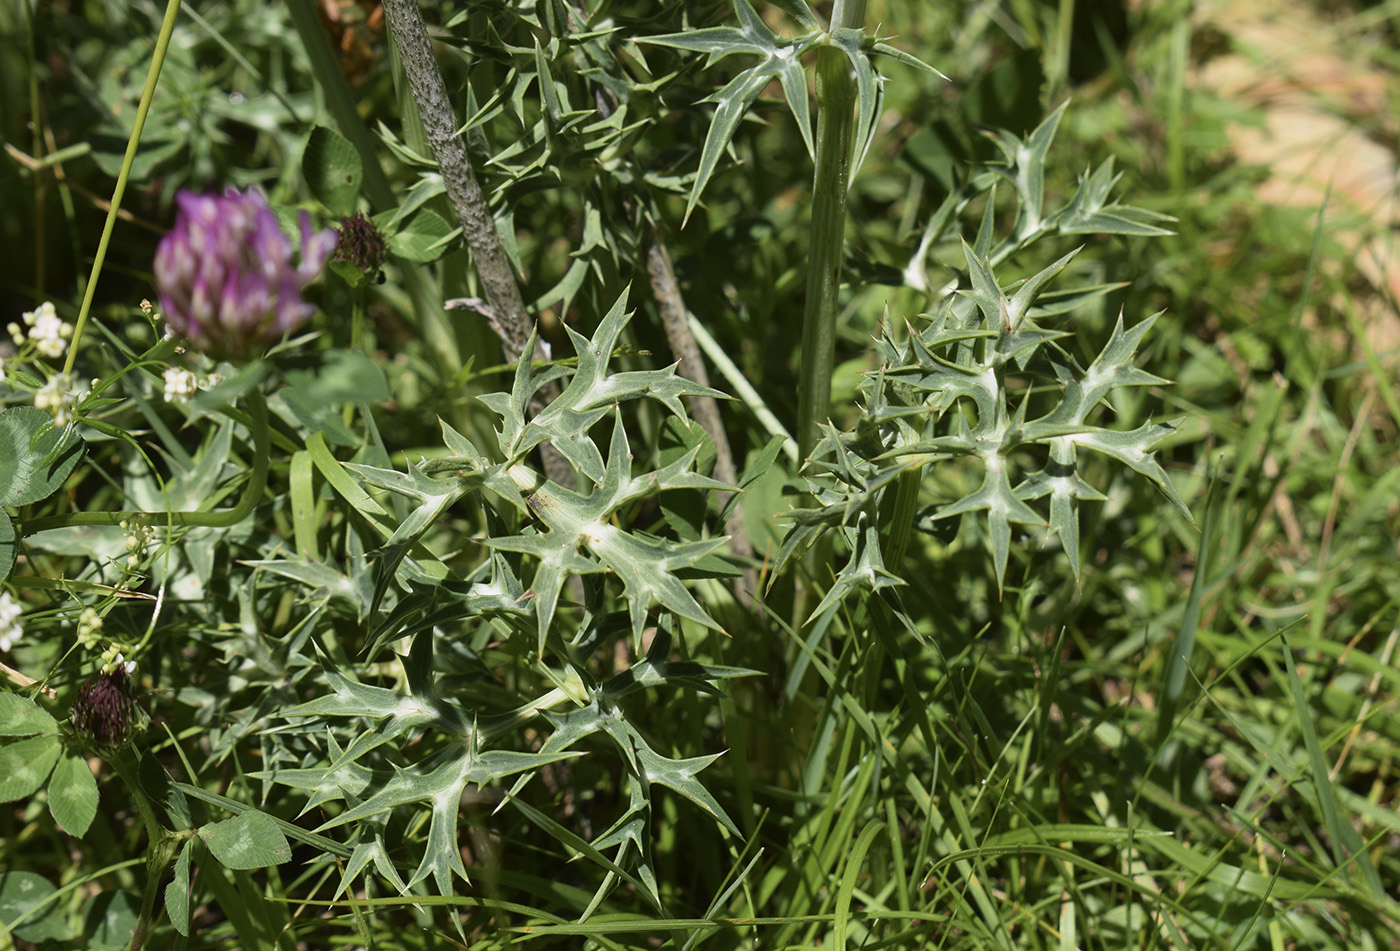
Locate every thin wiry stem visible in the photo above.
<box><xmin>21</xmin><ymin>388</ymin><xmax>270</xmax><ymax>536</ymax></box>
<box><xmin>645</xmin><ymin>234</ymin><xmax>758</xmax><ymax>603</ymax></box>
<box><xmin>63</xmin><ymin>0</ymin><xmax>182</xmax><ymax>376</ymax></box>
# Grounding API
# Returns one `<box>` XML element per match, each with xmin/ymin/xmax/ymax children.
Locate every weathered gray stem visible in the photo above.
<box><xmin>379</xmin><ymin>0</ymin><xmax>542</xmax><ymax>366</ymax></box>
<box><xmin>381</xmin><ymin>0</ymin><xmax>570</xmax><ymax>484</ymax></box>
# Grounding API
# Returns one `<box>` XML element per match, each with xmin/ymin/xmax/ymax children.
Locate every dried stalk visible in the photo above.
<box><xmin>644</xmin><ymin>236</ymin><xmax>757</xmax><ymax>603</ymax></box>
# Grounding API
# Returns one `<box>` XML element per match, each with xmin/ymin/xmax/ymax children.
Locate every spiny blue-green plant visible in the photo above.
<box><xmin>11</xmin><ymin>2</ymin><xmax>1352</xmax><ymax>949</ymax></box>
<box><xmin>779</xmin><ymin>108</ymin><xmax>1189</xmax><ymax>616</ymax></box>
<box><xmin>251</xmin><ymin>289</ymin><xmax>751</xmax><ymax>913</ymax></box>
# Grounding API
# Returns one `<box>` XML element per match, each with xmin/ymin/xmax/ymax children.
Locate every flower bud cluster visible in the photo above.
<box><xmin>161</xmin><ymin>366</ymin><xmax>224</xmax><ymax>404</ymax></box>
<box><xmin>163</xmin><ymin>367</ymin><xmax>198</xmax><ymax>403</ymax></box>
<box><xmin>163</xmin><ymin>366</ymin><xmax>200</xmax><ymax>403</ymax></box>
<box><xmin>139</xmin><ymin>299</ymin><xmax>181</xmax><ymax>348</ymax></box>
<box><xmin>34</xmin><ymin>373</ymin><xmax>75</xmax><ymax>426</ymax></box>
<box><xmin>76</xmin><ymin>607</ymin><xmax>104</xmax><ymax>650</ymax></box>
<box><xmin>121</xmin><ymin>519</ymin><xmax>155</xmax><ymax>570</ymax></box>
<box><xmin>0</xmin><ymin>591</ymin><xmax>22</xmax><ymax>653</ymax></box>
<box><xmin>99</xmin><ymin>644</ymin><xmax>137</xmax><ymax>676</ymax></box>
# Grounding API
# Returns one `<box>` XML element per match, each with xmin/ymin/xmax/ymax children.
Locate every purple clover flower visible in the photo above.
<box><xmin>71</xmin><ymin>669</ymin><xmax>138</xmax><ymax>746</ymax></box>
<box><xmin>154</xmin><ymin>187</ymin><xmax>337</xmax><ymax>360</ymax></box>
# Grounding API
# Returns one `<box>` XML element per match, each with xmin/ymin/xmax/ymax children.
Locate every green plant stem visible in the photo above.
<box><xmin>108</xmin><ymin>750</ymin><xmax>174</xmax><ymax>951</ymax></box>
<box><xmin>350</xmin><ymin>285</ymin><xmax>366</xmax><ymax>352</ymax></box>
<box><xmin>879</xmin><ymin>464</ymin><xmax>921</xmax><ymax>573</ymax></box>
<box><xmin>796</xmin><ymin>0</ymin><xmax>865</xmax><ymax>459</ymax></box>
<box><xmin>1048</xmin><ymin>0</ymin><xmax>1075</xmax><ymax>102</ymax></box>
<box><xmin>19</xmin><ymin>387</ymin><xmax>271</xmax><ymax>536</ymax></box>
<box><xmin>25</xmin><ymin>0</ymin><xmax>46</xmax><ymax>295</ymax></box>
<box><xmin>794</xmin><ymin>2</ymin><xmax>865</xmax><ymax>627</ymax></box>
<box><xmin>62</xmin><ymin>0</ymin><xmax>181</xmax><ymax>376</ymax></box>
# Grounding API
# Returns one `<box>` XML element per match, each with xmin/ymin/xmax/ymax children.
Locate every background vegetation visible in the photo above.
<box><xmin>2</xmin><ymin>0</ymin><xmax>1398</xmax><ymax>948</ymax></box>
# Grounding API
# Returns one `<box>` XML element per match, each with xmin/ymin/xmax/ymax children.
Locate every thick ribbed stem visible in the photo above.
<box><xmin>793</xmin><ymin>3</ymin><xmax>867</xmax><ymax>627</ymax></box>
<box><xmin>381</xmin><ymin>0</ymin><xmax>574</xmax><ymax>487</ymax></box>
<box><xmin>795</xmin><ymin>0</ymin><xmax>866</xmax><ymax>458</ymax></box>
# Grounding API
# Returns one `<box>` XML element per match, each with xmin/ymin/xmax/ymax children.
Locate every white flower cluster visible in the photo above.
<box><xmin>161</xmin><ymin>366</ymin><xmax>224</xmax><ymax>404</ymax></box>
<box><xmin>99</xmin><ymin>643</ymin><xmax>136</xmax><ymax>676</ymax></box>
<box><xmin>34</xmin><ymin>373</ymin><xmax>75</xmax><ymax>426</ymax></box>
<box><xmin>7</xmin><ymin>301</ymin><xmax>73</xmax><ymax>359</ymax></box>
<box><xmin>163</xmin><ymin>367</ymin><xmax>197</xmax><ymax>403</ymax></box>
<box><xmin>0</xmin><ymin>591</ymin><xmax>22</xmax><ymax>653</ymax></box>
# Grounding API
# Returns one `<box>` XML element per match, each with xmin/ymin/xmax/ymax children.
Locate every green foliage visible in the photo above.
<box><xmin>0</xmin><ymin>406</ymin><xmax>85</xmax><ymax>509</ymax></box>
<box><xmin>3</xmin><ymin>1</ymin><xmax>1400</xmax><ymax>949</ymax></box>
<box><xmin>0</xmin><ymin>870</ymin><xmax>71</xmax><ymax>943</ymax></box>
<box><xmin>644</xmin><ymin>0</ymin><xmax>943</xmax><ymax>222</ymax></box>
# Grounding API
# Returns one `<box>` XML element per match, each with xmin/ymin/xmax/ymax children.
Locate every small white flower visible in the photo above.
<box><xmin>23</xmin><ymin>302</ymin><xmax>73</xmax><ymax>359</ymax></box>
<box><xmin>35</xmin><ymin>373</ymin><xmax>75</xmax><ymax>426</ymax></box>
<box><xmin>5</xmin><ymin>322</ymin><xmax>22</xmax><ymax>346</ymax></box>
<box><xmin>163</xmin><ymin>367</ymin><xmax>198</xmax><ymax>403</ymax></box>
<box><xmin>0</xmin><ymin>592</ymin><xmax>22</xmax><ymax>653</ymax></box>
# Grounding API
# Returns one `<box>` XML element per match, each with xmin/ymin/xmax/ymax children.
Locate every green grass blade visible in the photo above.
<box><xmin>1280</xmin><ymin>635</ymin><xmax>1385</xmax><ymax>899</ymax></box>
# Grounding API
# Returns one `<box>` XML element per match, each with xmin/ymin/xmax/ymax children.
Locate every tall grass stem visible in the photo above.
<box><xmin>62</xmin><ymin>0</ymin><xmax>182</xmax><ymax>377</ymax></box>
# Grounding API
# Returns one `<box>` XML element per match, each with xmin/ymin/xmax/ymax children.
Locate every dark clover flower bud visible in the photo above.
<box><xmin>332</xmin><ymin>211</ymin><xmax>388</xmax><ymax>276</ymax></box>
<box><xmin>71</xmin><ymin>669</ymin><xmax>138</xmax><ymax>746</ymax></box>
<box><xmin>153</xmin><ymin>187</ymin><xmax>338</xmax><ymax>360</ymax></box>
